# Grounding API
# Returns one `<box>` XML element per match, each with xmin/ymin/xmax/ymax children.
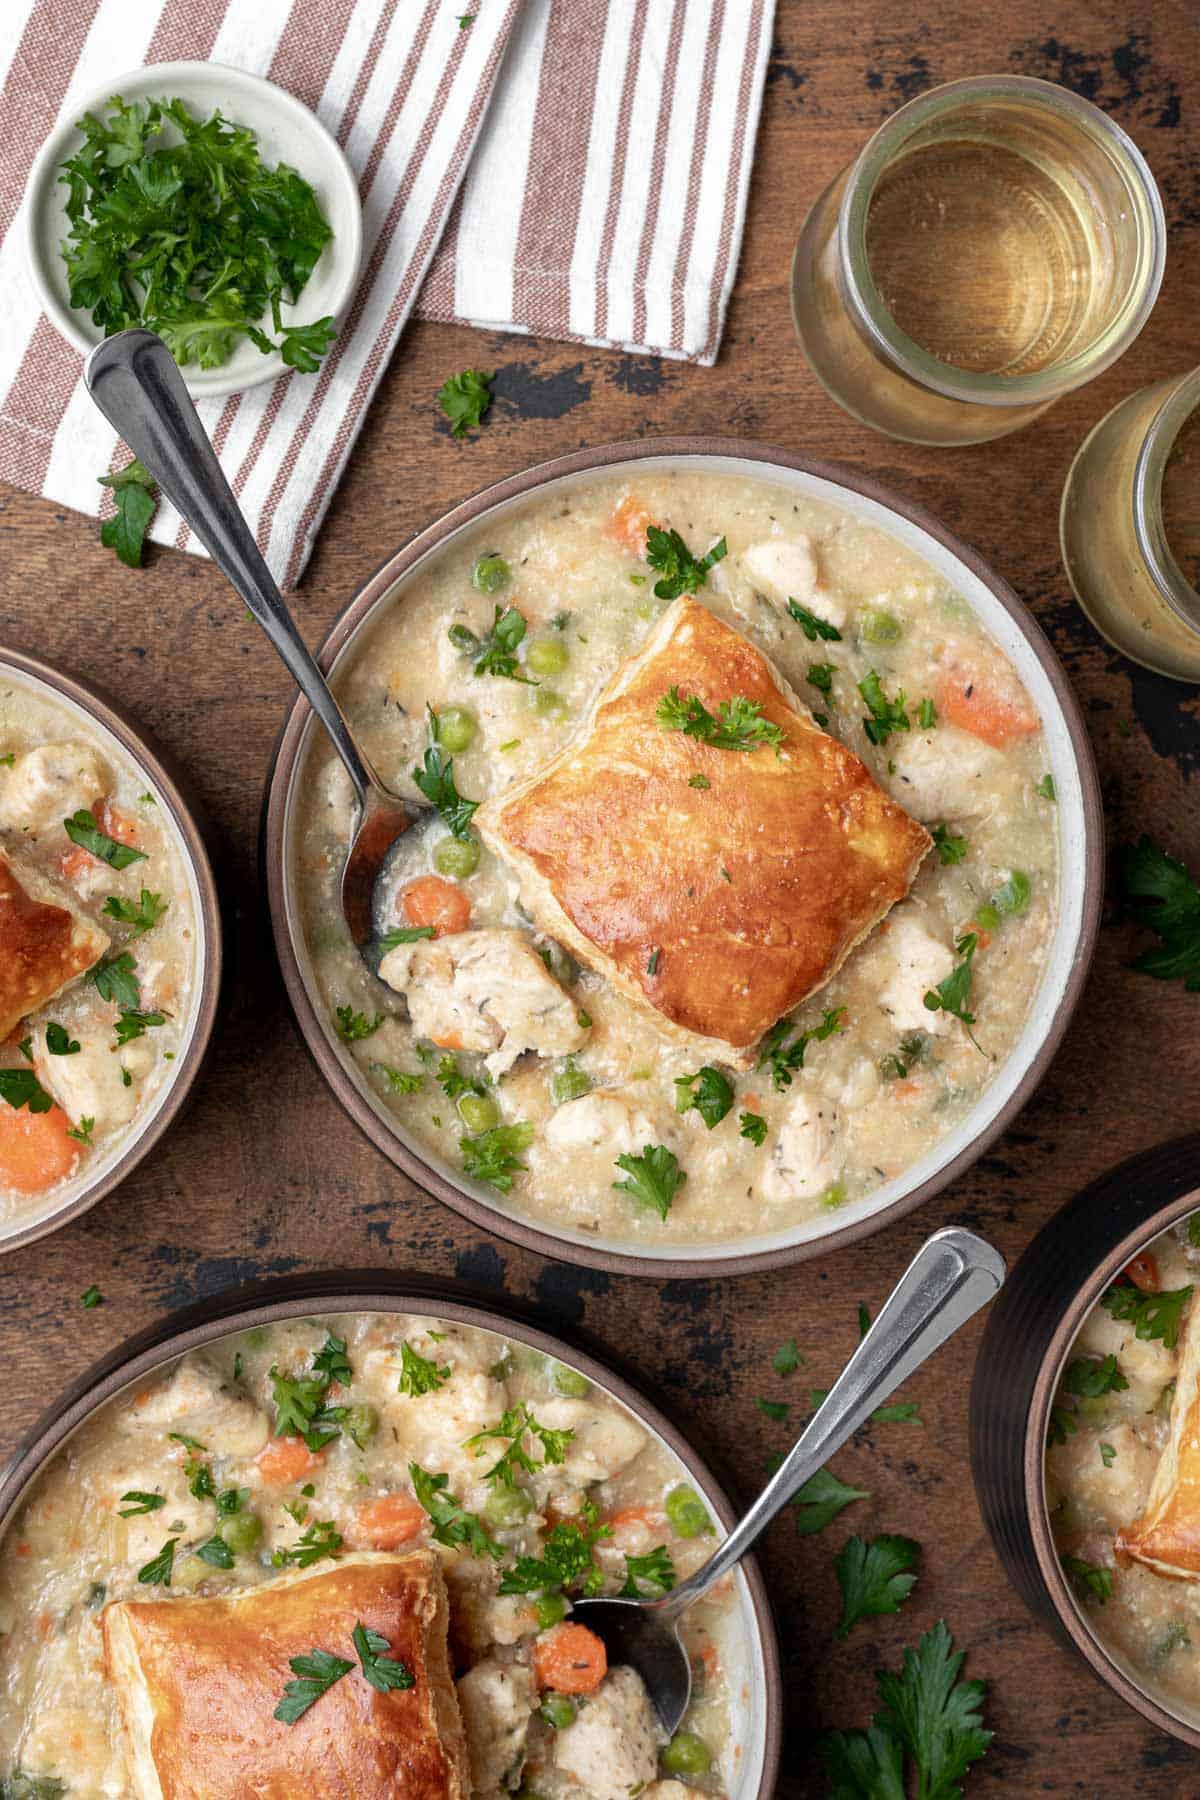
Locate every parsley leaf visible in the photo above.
<box><xmin>412</xmin><ymin>734</ymin><xmax>480</xmax><ymax>839</ymax></box>
<box><xmin>756</xmin><ymin>1397</ymin><xmax>789</xmax><ymax>1422</ymax></box>
<box><xmin>270</xmin><ymin>1335</ymin><xmax>351</xmax><ymax>1451</ymax></box>
<box><xmin>399</xmin><ymin>1341</ymin><xmax>450</xmax><ymax>1397</ymax></box>
<box><xmin>498</xmin><ymin>1510</ymin><xmax>610</xmax><ymax>1597</ymax></box>
<box><xmin>787</xmin><ymin>600</ymin><xmax>842</xmax><ymax>641</ymax></box>
<box><xmin>137</xmin><ymin>1538</ymin><xmax>178</xmax><ymax>1586</ymax></box>
<box><xmin>102</xmin><ymin>889</ymin><xmax>168</xmax><ymax>935</ymax></box>
<box><xmin>858</xmin><ymin>670</ymin><xmax>911</xmax><ymax>745</ymax></box>
<box><xmin>460</xmin><ymin>1121</ymin><xmax>534</xmax><ymax>1192</ymax></box>
<box><xmin>916</xmin><ymin>697</ymin><xmax>938</xmax><ymax>730</ymax></box>
<box><xmin>835</xmin><ymin>1534</ymin><xmax>919</xmax><ymax>1637</ymax></box>
<box><xmin>923</xmin><ymin>933</ymin><xmax>982</xmax><ymax>1049</ymax></box>
<box><xmin>447</xmin><ymin>605</ymin><xmax>534</xmax><ymax>683</ymax></box>
<box><xmin>644</xmin><ymin>525</ymin><xmax>727</xmax><ymax>600</ymax></box>
<box><xmin>312</xmin><ymin>1333</ymin><xmax>352</xmax><ymax>1386</ymax></box>
<box><xmin>656</xmin><ymin>687</ymin><xmax>785</xmax><ymax>754</ymax></box>
<box><xmin>880</xmin><ymin>1033</ymin><xmax>928</xmax><ymax>1081</ymax></box>
<box><xmin>353</xmin><ymin>1621</ymin><xmax>415</xmax><ymax>1692</ymax></box>
<box><xmin>773</xmin><ymin>1337</ymin><xmax>803</xmax><ymax>1375</ymax></box>
<box><xmin>113</xmin><ymin>1006</ymin><xmax>166</xmax><ymax>1046</ymax></box>
<box><xmin>619</xmin><ymin>1546</ymin><xmax>676</xmax><ymax>1598</ymax></box>
<box><xmin>410</xmin><ymin>1463</ymin><xmax>499</xmax><ymax>1559</ymax></box>
<box><xmin>273</xmin><ymin>1645</ymin><xmax>354</xmax><ymax>1724</ymax></box>
<box><xmin>674</xmin><ymin>1066</ymin><xmax>734</xmax><ymax>1128</ymax></box>
<box><xmin>793</xmin><ymin>1468</ymin><xmax>870</xmax><ymax>1537</ymax></box>
<box><xmin>0</xmin><ymin>1069</ymin><xmax>53</xmax><ymax>1114</ymax></box>
<box><xmin>196</xmin><ymin>1533</ymin><xmax>234</xmax><ymax>1569</ymax></box>
<box><xmin>739</xmin><ymin>1110</ymin><xmax>768</xmax><ymax>1145</ymax></box>
<box><xmin>438</xmin><ymin>368</ymin><xmax>494</xmax><ymax>437</ymax></box>
<box><xmin>1119</xmin><ymin>835</ymin><xmax>1200</xmax><ymax>990</ymax></box>
<box><xmin>1062</xmin><ymin>1354</ymin><xmax>1129</xmax><ymax>1399</ymax></box>
<box><xmin>98</xmin><ymin>459</ymin><xmax>157</xmax><ymax>567</ymax></box>
<box><xmin>379</xmin><ymin>925</ymin><xmax>436</xmax><ymax>949</ymax></box>
<box><xmin>807</xmin><ymin>661</ymin><xmax>836</xmax><ymax>694</ymax></box>
<box><xmin>334</xmin><ymin>1005</ymin><xmax>382</xmax><ymax>1043</ymax></box>
<box><xmin>118</xmin><ymin>1490</ymin><xmax>165</xmax><ymax>1517</ymax></box>
<box><xmin>1062</xmin><ymin>1554</ymin><xmax>1113</xmax><ymax>1604</ymax></box>
<box><xmin>278</xmin><ymin>316</ymin><xmax>336</xmax><ymax>373</ymax></box>
<box><xmin>930</xmin><ymin>824</ymin><xmax>968</xmax><ymax>866</ymax></box>
<box><xmin>613</xmin><ymin>1143</ymin><xmax>686</xmax><ymax>1219</ymax></box>
<box><xmin>1102</xmin><ymin>1282</ymin><xmax>1193</xmax><ymax>1349</ymax></box>
<box><xmin>63</xmin><ymin>808</ymin><xmax>147</xmax><ymax>869</ymax></box>
<box><xmin>464</xmin><ymin>1402</ymin><xmax>573</xmax><ymax>1487</ymax></box>
<box><xmin>43</xmin><ymin>1022</ymin><xmax>77</xmax><ymax>1057</ymax></box>
<box><xmin>271</xmin><ymin>1518</ymin><xmax>343</xmax><ymax>1569</ymax></box>
<box><xmin>90</xmin><ymin>951</ymin><xmax>141</xmax><ymax>1009</ymax></box>
<box><xmin>842</xmin><ymin>1621</ymin><xmax>993</xmax><ymax>1799</ymax></box>
<box><xmin>757</xmin><ymin>1006</ymin><xmax>845</xmax><ymax>1091</ymax></box>
<box><xmin>1035</xmin><ymin>773</ymin><xmax>1057</xmax><ymax>802</ymax></box>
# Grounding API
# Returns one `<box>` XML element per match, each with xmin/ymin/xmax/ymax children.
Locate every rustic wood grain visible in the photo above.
<box><xmin>1</xmin><ymin>3</ymin><xmax>1198</xmax><ymax>1792</ymax></box>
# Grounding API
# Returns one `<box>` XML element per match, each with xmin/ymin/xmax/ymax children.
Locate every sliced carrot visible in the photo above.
<box><xmin>889</xmin><ymin>1077</ymin><xmax>926</xmax><ymax>1103</ymax></box>
<box><xmin>255</xmin><ymin>1435</ymin><xmax>324</xmax><ymax>1485</ymax></box>
<box><xmin>99</xmin><ymin>801</ymin><xmax>140</xmax><ymax>846</ymax></box>
<box><xmin>534</xmin><ymin>1622</ymin><xmax>608</xmax><ymax>1695</ymax></box>
<box><xmin>0</xmin><ymin>1102</ymin><xmax>78</xmax><ymax>1196</ymax></box>
<box><xmin>938</xmin><ymin>674</ymin><xmax>1039</xmax><ymax>748</ymax></box>
<box><xmin>1123</xmin><ymin>1251</ymin><xmax>1160</xmax><ymax>1293</ymax></box>
<box><xmin>402</xmin><ymin>875</ymin><xmax>472</xmax><ymax>938</ymax></box>
<box><xmin>963</xmin><ymin>923</ymin><xmax>994</xmax><ymax>951</ymax></box>
<box><xmin>351</xmin><ymin>1491</ymin><xmax>427</xmax><ymax>1549</ymax></box>
<box><xmin>604</xmin><ymin>1505</ymin><xmax>662</xmax><ymax>1535</ymax></box>
<box><xmin>60</xmin><ymin>847</ymin><xmax>94</xmax><ymax>885</ymax></box>
<box><xmin>608</xmin><ymin>494</ymin><xmax>654</xmax><ymax>558</ymax></box>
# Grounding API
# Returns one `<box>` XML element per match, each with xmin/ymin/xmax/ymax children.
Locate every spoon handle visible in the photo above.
<box><xmin>84</xmin><ymin>328</ymin><xmax>373</xmax><ymax>808</ymax></box>
<box><xmin>654</xmin><ymin>1226</ymin><xmax>1004</xmax><ymax>1623</ymax></box>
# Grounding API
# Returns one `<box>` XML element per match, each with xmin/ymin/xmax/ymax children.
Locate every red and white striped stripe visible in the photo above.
<box><xmin>0</xmin><ymin>0</ymin><xmax>774</xmax><ymax>587</ymax></box>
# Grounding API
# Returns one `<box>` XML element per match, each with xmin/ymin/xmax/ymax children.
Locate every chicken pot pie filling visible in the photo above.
<box><xmin>292</xmin><ymin>470</ymin><xmax>1058</xmax><ymax>1244</ymax></box>
<box><xmin>1046</xmin><ymin>1218</ymin><xmax>1200</xmax><ymax>1721</ymax></box>
<box><xmin>0</xmin><ymin>677</ymin><xmax>199</xmax><ymax>1220</ymax></box>
<box><xmin>0</xmin><ymin>1313</ymin><xmax>737</xmax><ymax>1798</ymax></box>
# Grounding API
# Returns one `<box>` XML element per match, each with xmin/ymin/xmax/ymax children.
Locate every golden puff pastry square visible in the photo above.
<box><xmin>1117</xmin><ymin>1294</ymin><xmax>1200</xmax><ymax>1578</ymax></box>
<box><xmin>477</xmin><ymin>596</ymin><xmax>931</xmax><ymax>1068</ymax></box>
<box><xmin>102</xmin><ymin>1550</ymin><xmax>470</xmax><ymax>1800</ymax></box>
<box><xmin>0</xmin><ymin>850</ymin><xmax>108</xmax><ymax>1042</ymax></box>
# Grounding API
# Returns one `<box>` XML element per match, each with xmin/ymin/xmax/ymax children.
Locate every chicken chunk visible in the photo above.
<box><xmin>552</xmin><ymin>1665</ymin><xmax>661</xmax><ymax>1800</ymax></box>
<box><xmin>741</xmin><ymin>534</ymin><xmax>846</xmax><ymax>628</ymax></box>
<box><xmin>33</xmin><ymin>1033</ymin><xmax>146</xmax><ymax>1134</ymax></box>
<box><xmin>760</xmin><ymin>1092</ymin><xmax>841</xmax><ymax>1205</ymax></box>
<box><xmin>361</xmin><ymin>1331</ymin><xmax>509</xmax><ymax>1486</ymax></box>
<box><xmin>886</xmin><ymin>726</ymin><xmax>1005</xmax><ymax>824</ymax></box>
<box><xmin>876</xmin><ymin>910</ymin><xmax>956</xmax><ymax>1036</ymax></box>
<box><xmin>121</xmin><ymin>1357</ymin><xmax>269</xmax><ymax>1459</ymax></box>
<box><xmin>456</xmin><ymin>1658</ymin><xmax>536</xmax><ymax>1796</ymax></box>
<box><xmin>1049</xmin><ymin>1422</ymin><xmax>1160</xmax><ymax>1530</ymax></box>
<box><xmin>378</xmin><ymin>928</ymin><xmax>586</xmax><ymax>1077</ymax></box>
<box><xmin>534</xmin><ymin>1396</ymin><xmax>647</xmax><ymax>1486</ymax></box>
<box><xmin>543</xmin><ymin>1090</ymin><xmax>665</xmax><ymax>1161</ymax></box>
<box><xmin>0</xmin><ymin>742</ymin><xmax>109</xmax><ymax>837</ymax></box>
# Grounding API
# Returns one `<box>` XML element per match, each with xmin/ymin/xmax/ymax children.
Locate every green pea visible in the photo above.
<box><xmin>526</xmin><ymin>636</ymin><xmax>569</xmax><ymax>677</ymax></box>
<box><xmin>540</xmin><ymin>1693</ymin><xmax>577</xmax><ymax>1730</ymax></box>
<box><xmin>434</xmin><ymin>835</ymin><xmax>481</xmax><ymax>878</ymax></box>
<box><xmin>435</xmin><ymin>706</ymin><xmax>477</xmax><ymax>753</ymax></box>
<box><xmin>550</xmin><ymin>1060</ymin><xmax>592</xmax><ymax>1106</ymax></box>
<box><xmin>534</xmin><ymin>1590</ymin><xmax>567</xmax><ymax>1628</ymax></box>
<box><xmin>552</xmin><ymin>1361</ymin><xmax>589</xmax><ymax>1398</ymax></box>
<box><xmin>458</xmin><ymin>1092</ymin><xmax>500</xmax><ymax>1133</ymax></box>
<box><xmin>219</xmin><ymin>1510</ymin><xmax>263</xmax><ymax>1555</ymax></box>
<box><xmin>533</xmin><ymin>688</ymin><xmax>567</xmax><ymax>717</ymax></box>
<box><xmin>991</xmin><ymin>869</ymin><xmax>1032</xmax><ymax>917</ymax></box>
<box><xmin>665</xmin><ymin>1483</ymin><xmax>713</xmax><ymax>1539</ymax></box>
<box><xmin>859</xmin><ymin>609</ymin><xmax>902</xmax><ymax>645</ymax></box>
<box><xmin>973</xmin><ymin>903</ymin><xmax>1001</xmax><ymax>933</ymax></box>
<box><xmin>662</xmin><ymin>1730</ymin><xmax>712</xmax><ymax>1776</ymax></box>
<box><xmin>346</xmin><ymin>1402</ymin><xmax>380</xmax><ymax>1448</ymax></box>
<box><xmin>472</xmin><ymin>553</ymin><xmax>511</xmax><ymax>594</ymax></box>
<box><xmin>483</xmin><ymin>1485</ymin><xmax>533</xmax><ymax>1529</ymax></box>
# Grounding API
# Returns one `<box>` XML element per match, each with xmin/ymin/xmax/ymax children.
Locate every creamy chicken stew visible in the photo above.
<box><xmin>1046</xmin><ymin>1220</ymin><xmax>1200</xmax><ymax>1719</ymax></box>
<box><xmin>0</xmin><ymin>676</ymin><xmax>199</xmax><ymax>1221</ymax></box>
<box><xmin>0</xmin><ymin>1313</ymin><xmax>737</xmax><ymax>1798</ymax></box>
<box><xmin>292</xmin><ymin>470</ymin><xmax>1058</xmax><ymax>1246</ymax></box>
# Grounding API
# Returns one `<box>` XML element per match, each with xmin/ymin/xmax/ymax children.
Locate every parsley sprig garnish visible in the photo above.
<box><xmin>60</xmin><ymin>95</ymin><xmax>335</xmax><ymax>373</ymax></box>
<box><xmin>409</xmin><ymin>1464</ymin><xmax>500</xmax><ymax>1559</ymax></box>
<box><xmin>270</xmin><ymin>1333</ymin><xmax>353</xmax><ymax>1451</ymax></box>
<box><xmin>464</xmin><ymin>1403</ymin><xmax>573</xmax><ymax>1487</ymax></box>
<box><xmin>273</xmin><ymin>1646</ymin><xmax>354</xmax><ymax>1723</ymax></box>
<box><xmin>792</xmin><ymin>1469</ymin><xmax>869</xmax><ymax>1537</ymax></box>
<box><xmin>98</xmin><ymin>459</ymin><xmax>158</xmax><ymax>567</ymax></box>
<box><xmin>63</xmin><ymin>808</ymin><xmax>147</xmax><ymax>869</ymax></box>
<box><xmin>930</xmin><ymin>824</ymin><xmax>968</xmax><ymax>866</ymax></box>
<box><xmin>757</xmin><ymin>1006</ymin><xmax>845</xmax><ymax>1091</ymax></box>
<box><xmin>498</xmin><ymin>1508</ymin><xmax>611</xmax><ymax>1598</ymax></box>
<box><xmin>335</xmin><ymin>1005</ymin><xmax>382</xmax><ymax>1042</ymax></box>
<box><xmin>448</xmin><ymin>606</ymin><xmax>535</xmax><ymax>683</ymax></box>
<box><xmin>656</xmin><ymin>687</ymin><xmax>785</xmax><ymax>754</ymax></box>
<box><xmin>1102</xmin><ymin>1281</ymin><xmax>1193</xmax><ymax>1349</ymax></box>
<box><xmin>398</xmin><ymin>1342</ymin><xmax>450</xmax><ymax>1397</ymax></box>
<box><xmin>438</xmin><ymin>368</ymin><xmax>493</xmax><ymax>437</ymax></box>
<box><xmin>674</xmin><ymin>1066</ymin><xmax>734</xmax><ymax>1128</ymax></box>
<box><xmin>413</xmin><ymin>705</ymin><xmax>481</xmax><ymax>836</ymax></box>
<box><xmin>1119</xmin><ymin>835</ymin><xmax>1200</xmax><ymax>990</ymax></box>
<box><xmin>353</xmin><ymin>1621</ymin><xmax>415</xmax><ymax>1693</ymax></box>
<box><xmin>271</xmin><ymin>1518</ymin><xmax>343</xmax><ymax>1569</ymax></box>
<box><xmin>91</xmin><ymin>952</ymin><xmax>140</xmax><ymax>1008</ymax></box>
<box><xmin>460</xmin><ymin>1122</ymin><xmax>534</xmax><ymax>1192</ymax></box>
<box><xmin>787</xmin><ymin>600</ymin><xmax>842</xmax><ymax>642</ymax></box>
<box><xmin>613</xmin><ymin>1143</ymin><xmax>686</xmax><ymax>1219</ymax></box>
<box><xmin>619</xmin><ymin>1545</ymin><xmax>676</xmax><ymax>1598</ymax></box>
<box><xmin>644</xmin><ymin>525</ymin><xmax>727</xmax><ymax>600</ymax></box>
<box><xmin>103</xmin><ymin>889</ymin><xmax>168</xmax><ymax>935</ymax></box>
<box><xmin>834</xmin><ymin>1533</ymin><xmax>919</xmax><ymax>1637</ymax></box>
<box><xmin>923</xmin><ymin>934</ymin><xmax>983</xmax><ymax>1051</ymax></box>
<box><xmin>820</xmin><ymin>1621</ymin><xmax>992</xmax><ymax>1798</ymax></box>
<box><xmin>858</xmin><ymin>670</ymin><xmax>910</xmax><ymax>745</ymax></box>
<box><xmin>0</xmin><ymin>1069</ymin><xmax>53</xmax><ymax>1114</ymax></box>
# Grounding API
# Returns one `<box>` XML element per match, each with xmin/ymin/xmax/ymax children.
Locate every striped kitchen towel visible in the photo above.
<box><xmin>0</xmin><ymin>0</ymin><xmax>775</xmax><ymax>588</ymax></box>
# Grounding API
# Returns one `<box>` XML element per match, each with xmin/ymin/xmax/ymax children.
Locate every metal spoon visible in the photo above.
<box><xmin>84</xmin><ymin>327</ymin><xmax>425</xmax><ymax>946</ymax></box>
<box><xmin>571</xmin><ymin>1225</ymin><xmax>1005</xmax><ymax>1737</ymax></box>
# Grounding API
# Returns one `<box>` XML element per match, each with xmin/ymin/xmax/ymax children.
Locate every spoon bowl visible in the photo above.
<box><xmin>572</xmin><ymin>1225</ymin><xmax>1006</xmax><ymax>1735</ymax></box>
<box><xmin>83</xmin><ymin>327</ymin><xmax>426</xmax><ymax>950</ymax></box>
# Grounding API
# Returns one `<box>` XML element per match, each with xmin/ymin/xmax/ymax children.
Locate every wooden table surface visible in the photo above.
<box><xmin>2</xmin><ymin>2</ymin><xmax>1199</xmax><ymax>1792</ymax></box>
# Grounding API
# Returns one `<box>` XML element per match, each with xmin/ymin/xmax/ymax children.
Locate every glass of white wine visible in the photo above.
<box><xmin>792</xmin><ymin>75</ymin><xmax>1165</xmax><ymax>446</ymax></box>
<box><xmin>1061</xmin><ymin>369</ymin><xmax>1200</xmax><ymax>681</ymax></box>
